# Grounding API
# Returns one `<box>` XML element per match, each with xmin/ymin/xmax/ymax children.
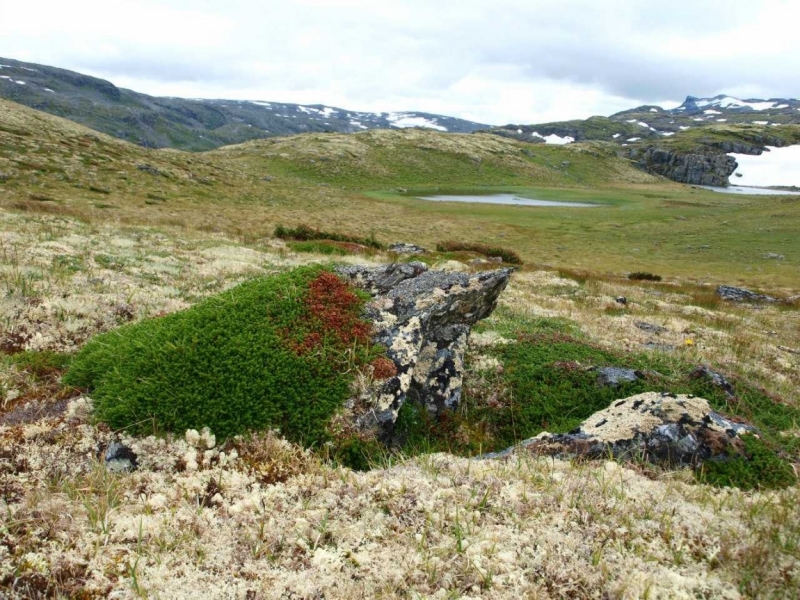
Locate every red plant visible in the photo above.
<box><xmin>371</xmin><ymin>357</ymin><xmax>398</xmax><ymax>379</ymax></box>
<box><xmin>289</xmin><ymin>272</ymin><xmax>372</xmax><ymax>355</ymax></box>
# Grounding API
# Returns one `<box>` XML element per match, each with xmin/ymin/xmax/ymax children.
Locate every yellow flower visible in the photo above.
<box><xmin>685</xmin><ymin>339</ymin><xmax>694</xmax><ymax>346</ymax></box>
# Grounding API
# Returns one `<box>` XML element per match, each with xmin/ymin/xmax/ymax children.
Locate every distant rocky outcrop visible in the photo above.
<box><xmin>337</xmin><ymin>263</ymin><xmax>512</xmax><ymax>441</ymax></box>
<box><xmin>484</xmin><ymin>392</ymin><xmax>755</xmax><ymax>468</ymax></box>
<box><xmin>624</xmin><ymin>146</ymin><xmax>738</xmax><ymax>186</ymax></box>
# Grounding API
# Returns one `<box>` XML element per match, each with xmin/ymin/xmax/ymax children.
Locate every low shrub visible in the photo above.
<box><xmin>628</xmin><ymin>271</ymin><xmax>662</xmax><ymax>281</ymax></box>
<box><xmin>698</xmin><ymin>435</ymin><xmax>797</xmax><ymax>490</ymax></box>
<box><xmin>288</xmin><ymin>240</ymin><xmax>350</xmax><ymax>256</ymax></box>
<box><xmin>275</xmin><ymin>224</ymin><xmax>384</xmax><ymax>249</ymax></box>
<box><xmin>435</xmin><ymin>240</ymin><xmax>523</xmax><ymax>265</ymax></box>
<box><xmin>63</xmin><ymin>267</ymin><xmax>381</xmax><ymax>444</ymax></box>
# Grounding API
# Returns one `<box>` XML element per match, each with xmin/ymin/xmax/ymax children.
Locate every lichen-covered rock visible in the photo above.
<box><xmin>595</xmin><ymin>366</ymin><xmax>643</xmax><ymax>387</ymax></box>
<box><xmin>388</xmin><ymin>243</ymin><xmax>427</xmax><ymax>255</ymax></box>
<box><xmin>484</xmin><ymin>392</ymin><xmax>756</xmax><ymax>468</ymax></box>
<box><xmin>716</xmin><ymin>285</ymin><xmax>776</xmax><ymax>303</ymax></box>
<box><xmin>338</xmin><ymin>264</ymin><xmax>513</xmax><ymax>440</ymax></box>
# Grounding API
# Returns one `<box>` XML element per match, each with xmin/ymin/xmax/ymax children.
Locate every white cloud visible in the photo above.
<box><xmin>0</xmin><ymin>0</ymin><xmax>798</xmax><ymax>125</ymax></box>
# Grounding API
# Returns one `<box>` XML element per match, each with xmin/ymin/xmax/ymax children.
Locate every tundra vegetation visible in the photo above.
<box><xmin>0</xmin><ymin>99</ymin><xmax>799</xmax><ymax>598</ymax></box>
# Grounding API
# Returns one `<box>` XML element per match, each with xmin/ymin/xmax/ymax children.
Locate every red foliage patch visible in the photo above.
<box><xmin>290</xmin><ymin>272</ymin><xmax>372</xmax><ymax>355</ymax></box>
<box><xmin>371</xmin><ymin>357</ymin><xmax>398</xmax><ymax>379</ymax></box>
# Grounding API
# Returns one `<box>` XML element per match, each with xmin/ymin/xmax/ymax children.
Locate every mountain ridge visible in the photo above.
<box><xmin>490</xmin><ymin>94</ymin><xmax>800</xmax><ymax>146</ymax></box>
<box><xmin>0</xmin><ymin>57</ymin><xmax>488</xmax><ymax>151</ymax></box>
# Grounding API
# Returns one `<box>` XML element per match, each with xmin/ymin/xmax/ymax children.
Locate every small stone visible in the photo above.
<box><xmin>596</xmin><ymin>367</ymin><xmax>642</xmax><ymax>387</ymax></box>
<box><xmin>136</xmin><ymin>163</ymin><xmax>162</xmax><ymax>176</ymax></box>
<box><xmin>642</xmin><ymin>342</ymin><xmax>675</xmax><ymax>352</ymax></box>
<box><xmin>635</xmin><ymin>321</ymin><xmax>668</xmax><ymax>334</ymax></box>
<box><xmin>104</xmin><ymin>442</ymin><xmax>138</xmax><ymax>473</ymax></box>
<box><xmin>691</xmin><ymin>365</ymin><xmax>735</xmax><ymax>397</ymax></box>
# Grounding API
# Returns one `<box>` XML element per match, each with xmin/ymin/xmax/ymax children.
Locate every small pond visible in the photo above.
<box><xmin>699</xmin><ymin>185</ymin><xmax>800</xmax><ymax>196</ymax></box>
<box><xmin>416</xmin><ymin>193</ymin><xmax>601</xmax><ymax>207</ymax></box>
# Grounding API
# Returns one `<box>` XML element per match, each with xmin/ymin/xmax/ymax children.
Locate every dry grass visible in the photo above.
<box><xmin>0</xmin><ymin>208</ymin><xmax>797</xmax><ymax>598</ymax></box>
<box><xmin>1</xmin><ymin>403</ymin><xmax>798</xmax><ymax>599</ymax></box>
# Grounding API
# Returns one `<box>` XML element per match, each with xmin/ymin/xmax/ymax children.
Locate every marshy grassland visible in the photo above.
<box><xmin>1</xmin><ymin>98</ymin><xmax>799</xmax><ymax>598</ymax></box>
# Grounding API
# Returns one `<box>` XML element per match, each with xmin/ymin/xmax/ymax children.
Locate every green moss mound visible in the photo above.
<box><xmin>63</xmin><ymin>266</ymin><xmax>378</xmax><ymax>444</ymax></box>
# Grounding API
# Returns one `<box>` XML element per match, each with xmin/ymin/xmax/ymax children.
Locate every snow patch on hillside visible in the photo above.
<box><xmin>729</xmin><ymin>145</ymin><xmax>800</xmax><ymax>187</ymax></box>
<box><xmin>386</xmin><ymin>113</ymin><xmax>447</xmax><ymax>131</ymax></box>
<box><xmin>531</xmin><ymin>132</ymin><xmax>574</xmax><ymax>144</ymax></box>
<box><xmin>693</xmin><ymin>97</ymin><xmax>791</xmax><ymax>111</ymax></box>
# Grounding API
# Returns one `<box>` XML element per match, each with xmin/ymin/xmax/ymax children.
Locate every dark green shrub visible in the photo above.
<box><xmin>275</xmin><ymin>224</ymin><xmax>384</xmax><ymax>249</ymax></box>
<box><xmin>699</xmin><ymin>435</ymin><xmax>797</xmax><ymax>490</ymax></box>
<box><xmin>435</xmin><ymin>240</ymin><xmax>523</xmax><ymax>265</ymax></box>
<box><xmin>628</xmin><ymin>271</ymin><xmax>662</xmax><ymax>281</ymax></box>
<box><xmin>63</xmin><ymin>267</ymin><xmax>380</xmax><ymax>444</ymax></box>
<box><xmin>330</xmin><ymin>436</ymin><xmax>386</xmax><ymax>471</ymax></box>
<box><xmin>288</xmin><ymin>241</ymin><xmax>351</xmax><ymax>256</ymax></box>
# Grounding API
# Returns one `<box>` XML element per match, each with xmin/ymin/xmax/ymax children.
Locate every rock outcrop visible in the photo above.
<box><xmin>716</xmin><ymin>285</ymin><xmax>776</xmax><ymax>303</ymax></box>
<box><xmin>337</xmin><ymin>263</ymin><xmax>512</xmax><ymax>440</ymax></box>
<box><xmin>625</xmin><ymin>147</ymin><xmax>737</xmax><ymax>186</ymax></box>
<box><xmin>484</xmin><ymin>392</ymin><xmax>755</xmax><ymax>468</ymax></box>
<box><xmin>389</xmin><ymin>243</ymin><xmax>427</xmax><ymax>255</ymax></box>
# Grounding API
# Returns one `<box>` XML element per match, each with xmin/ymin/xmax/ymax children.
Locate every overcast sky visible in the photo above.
<box><xmin>2</xmin><ymin>0</ymin><xmax>798</xmax><ymax>125</ymax></box>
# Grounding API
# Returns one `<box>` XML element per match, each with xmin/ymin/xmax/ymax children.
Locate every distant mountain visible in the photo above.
<box><xmin>489</xmin><ymin>95</ymin><xmax>800</xmax><ymax>146</ymax></box>
<box><xmin>0</xmin><ymin>57</ymin><xmax>488</xmax><ymax>151</ymax></box>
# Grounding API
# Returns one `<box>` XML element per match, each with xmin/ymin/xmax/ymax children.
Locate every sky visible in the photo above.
<box><xmin>2</xmin><ymin>0</ymin><xmax>799</xmax><ymax>125</ymax></box>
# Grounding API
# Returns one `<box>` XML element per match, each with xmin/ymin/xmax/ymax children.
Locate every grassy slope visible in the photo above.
<box><xmin>1</xmin><ymin>98</ymin><xmax>799</xmax><ymax>290</ymax></box>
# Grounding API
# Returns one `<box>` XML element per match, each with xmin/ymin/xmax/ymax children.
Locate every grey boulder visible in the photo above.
<box><xmin>483</xmin><ymin>392</ymin><xmax>755</xmax><ymax>468</ymax></box>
